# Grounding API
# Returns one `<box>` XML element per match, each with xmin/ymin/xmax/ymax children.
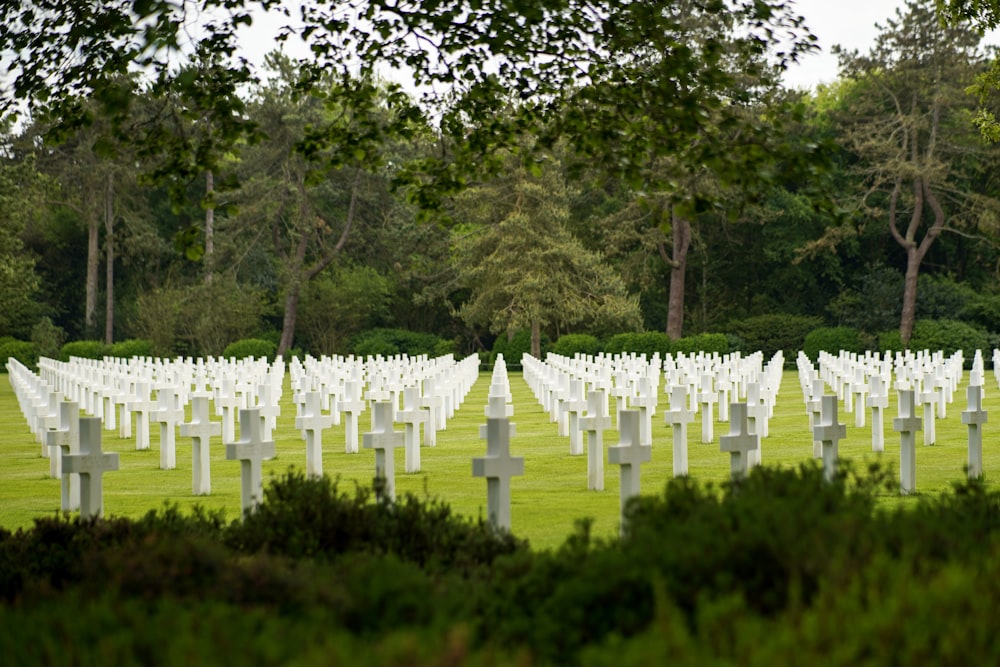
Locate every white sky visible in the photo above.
<box><xmin>783</xmin><ymin>0</ymin><xmax>999</xmax><ymax>90</ymax></box>
<box><xmin>244</xmin><ymin>1</ymin><xmax>997</xmax><ymax>93</ymax></box>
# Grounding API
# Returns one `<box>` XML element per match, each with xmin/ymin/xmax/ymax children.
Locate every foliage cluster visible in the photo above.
<box><xmin>222</xmin><ymin>338</ymin><xmax>278</xmax><ymax>362</ymax></box>
<box><xmin>5</xmin><ymin>466</ymin><xmax>1000</xmax><ymax>664</ymax></box>
<box><xmin>107</xmin><ymin>338</ymin><xmax>155</xmax><ymax>359</ymax></box>
<box><xmin>0</xmin><ymin>337</ymin><xmax>37</xmax><ymax>370</ymax></box>
<box><xmin>58</xmin><ymin>340</ymin><xmax>108</xmax><ymax>361</ymax></box>
<box><xmin>879</xmin><ymin>318</ymin><xmax>990</xmax><ymax>361</ymax></box>
<box><xmin>801</xmin><ymin>326</ymin><xmax>865</xmax><ymax>361</ymax></box>
<box><xmin>491</xmin><ymin>329</ymin><xmax>551</xmax><ymax>368</ymax></box>
<box><xmin>727</xmin><ymin>314</ymin><xmax>823</xmax><ymax>359</ymax></box>
<box><xmin>349</xmin><ymin>328</ymin><xmax>453</xmax><ymax>358</ymax></box>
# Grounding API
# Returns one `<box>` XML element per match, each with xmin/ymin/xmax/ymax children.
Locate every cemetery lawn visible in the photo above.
<box><xmin>1</xmin><ymin>368</ymin><xmax>997</xmax><ymax>551</ymax></box>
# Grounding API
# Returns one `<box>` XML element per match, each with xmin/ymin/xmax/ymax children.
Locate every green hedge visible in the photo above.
<box><xmin>880</xmin><ymin>319</ymin><xmax>990</xmax><ymax>361</ymax></box>
<box><xmin>350</xmin><ymin>328</ymin><xmax>449</xmax><ymax>358</ymax></box>
<box><xmin>551</xmin><ymin>334</ymin><xmax>603</xmax><ymax>358</ymax></box>
<box><xmin>108</xmin><ymin>338</ymin><xmax>155</xmax><ymax>359</ymax></box>
<box><xmin>0</xmin><ymin>338</ymin><xmax>38</xmax><ymax>369</ymax></box>
<box><xmin>726</xmin><ymin>314</ymin><xmax>822</xmax><ymax>359</ymax></box>
<box><xmin>603</xmin><ymin>332</ymin><xmax>672</xmax><ymax>357</ymax></box>
<box><xmin>802</xmin><ymin>326</ymin><xmax>863</xmax><ymax>361</ymax></box>
<box><xmin>672</xmin><ymin>333</ymin><xmax>729</xmax><ymax>355</ymax></box>
<box><xmin>222</xmin><ymin>338</ymin><xmax>277</xmax><ymax>361</ymax></box>
<box><xmin>59</xmin><ymin>340</ymin><xmax>109</xmax><ymax>361</ymax></box>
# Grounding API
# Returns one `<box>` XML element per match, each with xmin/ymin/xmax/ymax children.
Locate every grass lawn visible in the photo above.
<box><xmin>2</xmin><ymin>366</ymin><xmax>998</xmax><ymax>551</ymax></box>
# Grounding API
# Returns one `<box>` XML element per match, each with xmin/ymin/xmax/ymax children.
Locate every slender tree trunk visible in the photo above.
<box><xmin>659</xmin><ymin>207</ymin><xmax>692</xmax><ymax>340</ymax></box>
<box><xmin>530</xmin><ymin>318</ymin><xmax>541</xmax><ymax>358</ymax></box>
<box><xmin>900</xmin><ymin>247</ymin><xmax>920</xmax><ymax>345</ymax></box>
<box><xmin>205</xmin><ymin>169</ymin><xmax>214</xmax><ymax>285</ymax></box>
<box><xmin>85</xmin><ymin>214</ymin><xmax>99</xmax><ymax>338</ymax></box>
<box><xmin>104</xmin><ymin>173</ymin><xmax>114</xmax><ymax>345</ymax></box>
<box><xmin>278</xmin><ymin>281</ymin><xmax>302</xmax><ymax>356</ymax></box>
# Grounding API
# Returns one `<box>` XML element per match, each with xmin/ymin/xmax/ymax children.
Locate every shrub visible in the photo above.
<box><xmin>350</xmin><ymin>328</ymin><xmax>446</xmax><ymax>358</ymax></box>
<box><xmin>909</xmin><ymin>319</ymin><xmax>989</xmax><ymax>360</ymax></box>
<box><xmin>59</xmin><ymin>340</ymin><xmax>109</xmax><ymax>361</ymax></box>
<box><xmin>726</xmin><ymin>314</ymin><xmax>822</xmax><ymax>359</ymax></box>
<box><xmin>672</xmin><ymin>333</ymin><xmax>729</xmax><ymax>356</ymax></box>
<box><xmin>603</xmin><ymin>333</ymin><xmax>635</xmax><ymax>356</ymax></box>
<box><xmin>491</xmin><ymin>329</ymin><xmax>550</xmax><ymax>367</ymax></box>
<box><xmin>30</xmin><ymin>317</ymin><xmax>65</xmax><ymax>361</ymax></box>
<box><xmin>108</xmin><ymin>339</ymin><xmax>154</xmax><ymax>359</ymax></box>
<box><xmin>222</xmin><ymin>338</ymin><xmax>277</xmax><ymax>361</ymax></box>
<box><xmin>601</xmin><ymin>332</ymin><xmax>672</xmax><ymax>357</ymax></box>
<box><xmin>0</xmin><ymin>339</ymin><xmax>38</xmax><ymax>369</ymax></box>
<box><xmin>551</xmin><ymin>334</ymin><xmax>602</xmax><ymax>358</ymax></box>
<box><xmin>802</xmin><ymin>326</ymin><xmax>863</xmax><ymax>361</ymax></box>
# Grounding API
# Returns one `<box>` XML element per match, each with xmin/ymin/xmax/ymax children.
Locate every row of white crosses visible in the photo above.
<box><xmin>472</xmin><ymin>355</ymin><xmax>524</xmax><ymax>530</ymax></box>
<box><xmin>289</xmin><ymin>353</ymin><xmax>480</xmax><ymax>481</ymax></box>
<box><xmin>522</xmin><ymin>350</ymin><xmax>783</xmax><ymax>496</ymax></box>
<box><xmin>7</xmin><ymin>358</ymin><xmax>120</xmax><ymax>518</ymax></box>
<box><xmin>798</xmin><ymin>348</ymin><xmax>990</xmax><ymax>491</ymax></box>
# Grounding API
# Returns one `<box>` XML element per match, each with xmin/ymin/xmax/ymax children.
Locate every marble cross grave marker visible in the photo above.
<box><xmin>61</xmin><ymin>417</ymin><xmax>120</xmax><ymax>519</ymax></box>
<box><xmin>295</xmin><ymin>391</ymin><xmax>334</xmax><ymax>478</ymax></box>
<box><xmin>226</xmin><ymin>408</ymin><xmax>275</xmax><ymax>517</ymax></box>
<box><xmin>580</xmin><ymin>387</ymin><xmax>612</xmax><ymax>491</ymax></box>
<box><xmin>608</xmin><ymin>409</ymin><xmax>652</xmax><ymax>532</ymax></box>
<box><xmin>179</xmin><ymin>393</ymin><xmax>221</xmax><ymax>495</ymax></box>
<box><xmin>473</xmin><ymin>404</ymin><xmax>524</xmax><ymax>531</ymax></box>
<box><xmin>397</xmin><ymin>386</ymin><xmax>429</xmax><ymax>473</ymax></box>
<box><xmin>45</xmin><ymin>400</ymin><xmax>81</xmax><ymax>510</ymax></box>
<box><xmin>893</xmin><ymin>389</ymin><xmax>922</xmax><ymax>495</ymax></box>
<box><xmin>362</xmin><ymin>401</ymin><xmax>405</xmax><ymax>502</ymax></box>
<box><xmin>962</xmin><ymin>377</ymin><xmax>988</xmax><ymax>479</ymax></box>
<box><xmin>812</xmin><ymin>394</ymin><xmax>847</xmax><ymax>483</ymax></box>
<box><xmin>719</xmin><ymin>402</ymin><xmax>758</xmax><ymax>481</ymax></box>
<box><xmin>664</xmin><ymin>384</ymin><xmax>695</xmax><ymax>477</ymax></box>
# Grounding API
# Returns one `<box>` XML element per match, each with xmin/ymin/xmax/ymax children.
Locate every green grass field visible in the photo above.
<box><xmin>2</xmin><ymin>367</ymin><xmax>998</xmax><ymax>550</ymax></box>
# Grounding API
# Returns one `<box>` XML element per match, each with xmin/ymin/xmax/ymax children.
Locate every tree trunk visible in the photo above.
<box><xmin>104</xmin><ymin>173</ymin><xmax>114</xmax><ymax>345</ymax></box>
<box><xmin>85</xmin><ymin>214</ymin><xmax>99</xmax><ymax>338</ymax></box>
<box><xmin>278</xmin><ymin>281</ymin><xmax>301</xmax><ymax>356</ymax></box>
<box><xmin>665</xmin><ymin>212</ymin><xmax>691</xmax><ymax>340</ymax></box>
<box><xmin>530</xmin><ymin>318</ymin><xmax>541</xmax><ymax>358</ymax></box>
<box><xmin>659</xmin><ymin>206</ymin><xmax>691</xmax><ymax>340</ymax></box>
<box><xmin>204</xmin><ymin>170</ymin><xmax>214</xmax><ymax>285</ymax></box>
<box><xmin>900</xmin><ymin>247</ymin><xmax>920</xmax><ymax>346</ymax></box>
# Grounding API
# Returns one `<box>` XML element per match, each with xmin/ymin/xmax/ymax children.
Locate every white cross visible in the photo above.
<box><xmin>214</xmin><ymin>379</ymin><xmax>241</xmax><ymax>444</ymax></box>
<box><xmin>893</xmin><ymin>389</ymin><xmax>922</xmax><ymax>495</ymax></box>
<box><xmin>255</xmin><ymin>383</ymin><xmax>281</xmax><ymax>441</ymax></box>
<box><xmin>339</xmin><ymin>380</ymin><xmax>366</xmax><ymax>454</ymax></box>
<box><xmin>719</xmin><ymin>402</ymin><xmax>758</xmax><ymax>481</ymax></box>
<box><xmin>580</xmin><ymin>388</ymin><xmax>612</xmax><ymax>491</ymax></box>
<box><xmin>127</xmin><ymin>381</ymin><xmax>156</xmax><ymax>451</ymax></box>
<box><xmin>61</xmin><ymin>417</ymin><xmax>120</xmax><ymax>519</ymax></box>
<box><xmin>362</xmin><ymin>401</ymin><xmax>405</xmax><ymax>501</ymax></box>
<box><xmin>664</xmin><ymin>385</ymin><xmax>694</xmax><ymax>477</ymax></box>
<box><xmin>473</xmin><ymin>415</ymin><xmax>524</xmax><ymax>531</ymax></box>
<box><xmin>397</xmin><ymin>386</ymin><xmax>429</xmax><ymax>473</ymax></box>
<box><xmin>153</xmin><ymin>387</ymin><xmax>184</xmax><ymax>470</ymax></box>
<box><xmin>867</xmin><ymin>375</ymin><xmax>889</xmax><ymax>453</ymax></box>
<box><xmin>608</xmin><ymin>410</ymin><xmax>651</xmax><ymax>531</ymax></box>
<box><xmin>698</xmin><ymin>374</ymin><xmax>718</xmax><ymax>443</ymax></box>
<box><xmin>920</xmin><ymin>384</ymin><xmax>938</xmax><ymax>447</ymax></box>
<box><xmin>179</xmin><ymin>393</ymin><xmax>221</xmax><ymax>495</ymax></box>
<box><xmin>225</xmin><ymin>408</ymin><xmax>275</xmax><ymax>517</ymax></box>
<box><xmin>962</xmin><ymin>383</ymin><xmax>988</xmax><ymax>479</ymax></box>
<box><xmin>295</xmin><ymin>391</ymin><xmax>334</xmax><ymax>478</ymax></box>
<box><xmin>45</xmin><ymin>400</ymin><xmax>81</xmax><ymax>510</ymax></box>
<box><xmin>812</xmin><ymin>394</ymin><xmax>847</xmax><ymax>483</ymax></box>
<box><xmin>420</xmin><ymin>378</ymin><xmax>443</xmax><ymax>448</ymax></box>
<box><xmin>565</xmin><ymin>378</ymin><xmax>589</xmax><ymax>455</ymax></box>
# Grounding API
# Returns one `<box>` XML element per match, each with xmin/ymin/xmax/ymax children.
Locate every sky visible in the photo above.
<box><xmin>243</xmin><ymin>0</ymin><xmax>993</xmax><ymax>93</ymax></box>
<box><xmin>783</xmin><ymin>0</ymin><xmax>998</xmax><ymax>90</ymax></box>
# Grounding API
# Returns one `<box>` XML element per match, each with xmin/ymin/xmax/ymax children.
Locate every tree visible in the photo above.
<box><xmin>453</xmin><ymin>155</ymin><xmax>641</xmax><ymax>357</ymax></box>
<box><xmin>232</xmin><ymin>56</ymin><xmax>413</xmax><ymax>355</ymax></box>
<box><xmin>833</xmin><ymin>0</ymin><xmax>1000</xmax><ymax>344</ymax></box>
<box><xmin>0</xmin><ymin>156</ymin><xmax>43</xmax><ymax>337</ymax></box>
